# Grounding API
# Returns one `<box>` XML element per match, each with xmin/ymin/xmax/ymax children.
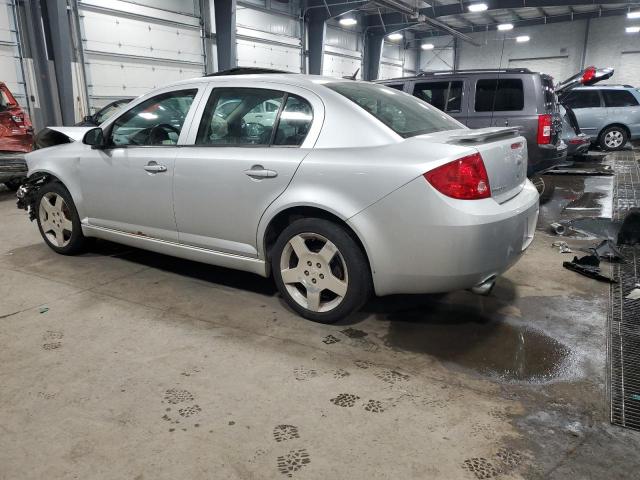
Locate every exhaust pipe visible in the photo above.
<box><xmin>550</xmin><ymin>222</ymin><xmax>566</xmax><ymax>235</ymax></box>
<box><xmin>470</xmin><ymin>276</ymin><xmax>496</xmax><ymax>296</ymax></box>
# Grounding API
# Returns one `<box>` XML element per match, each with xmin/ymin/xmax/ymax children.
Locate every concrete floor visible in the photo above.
<box><xmin>1</xmin><ymin>157</ymin><xmax>640</xmax><ymax>479</ymax></box>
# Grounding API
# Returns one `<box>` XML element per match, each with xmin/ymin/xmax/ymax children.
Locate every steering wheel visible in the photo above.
<box><xmin>243</xmin><ymin>122</ymin><xmax>266</xmax><ymax>141</ymax></box>
<box><xmin>149</xmin><ymin>123</ymin><xmax>181</xmax><ymax>144</ymax></box>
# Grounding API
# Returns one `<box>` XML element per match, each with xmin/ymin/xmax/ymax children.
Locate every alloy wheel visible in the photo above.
<box><xmin>604</xmin><ymin>130</ymin><xmax>624</xmax><ymax>149</ymax></box>
<box><xmin>39</xmin><ymin>192</ymin><xmax>73</xmax><ymax>248</ymax></box>
<box><xmin>279</xmin><ymin>233</ymin><xmax>348</xmax><ymax>313</ymax></box>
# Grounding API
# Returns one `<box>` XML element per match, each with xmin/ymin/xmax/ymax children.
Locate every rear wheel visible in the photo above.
<box><xmin>531</xmin><ymin>175</ymin><xmax>554</xmax><ymax>205</ymax></box>
<box><xmin>599</xmin><ymin>126</ymin><xmax>628</xmax><ymax>151</ymax></box>
<box><xmin>36</xmin><ymin>182</ymin><xmax>87</xmax><ymax>255</ymax></box>
<box><xmin>272</xmin><ymin>218</ymin><xmax>371</xmax><ymax>323</ymax></box>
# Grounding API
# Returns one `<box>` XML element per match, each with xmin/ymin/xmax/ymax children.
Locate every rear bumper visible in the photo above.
<box><xmin>348</xmin><ymin>177</ymin><xmax>540</xmax><ymax>296</ymax></box>
<box><xmin>527</xmin><ymin>141</ymin><xmax>568</xmax><ymax>176</ymax></box>
<box><xmin>0</xmin><ymin>151</ymin><xmax>27</xmax><ymax>183</ymax></box>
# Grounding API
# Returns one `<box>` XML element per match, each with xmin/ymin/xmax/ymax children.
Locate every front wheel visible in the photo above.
<box><xmin>271</xmin><ymin>218</ymin><xmax>372</xmax><ymax>323</ymax></box>
<box><xmin>599</xmin><ymin>126</ymin><xmax>628</xmax><ymax>151</ymax></box>
<box><xmin>36</xmin><ymin>182</ymin><xmax>87</xmax><ymax>255</ymax></box>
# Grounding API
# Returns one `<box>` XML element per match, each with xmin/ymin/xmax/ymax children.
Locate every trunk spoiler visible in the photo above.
<box><xmin>446</xmin><ymin>126</ymin><xmax>521</xmax><ymax>144</ymax></box>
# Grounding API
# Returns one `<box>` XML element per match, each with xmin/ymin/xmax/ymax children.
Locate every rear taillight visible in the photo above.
<box><xmin>537</xmin><ymin>114</ymin><xmax>552</xmax><ymax>145</ymax></box>
<box><xmin>581</xmin><ymin>66</ymin><xmax>596</xmax><ymax>84</ymax></box>
<box><xmin>11</xmin><ymin>114</ymin><xmax>23</xmax><ymax>124</ymax></box>
<box><xmin>424</xmin><ymin>152</ymin><xmax>491</xmax><ymax>200</ymax></box>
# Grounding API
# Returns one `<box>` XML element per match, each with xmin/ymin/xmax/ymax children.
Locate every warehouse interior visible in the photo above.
<box><xmin>2</xmin><ymin>0</ymin><xmax>640</xmax><ymax>479</ymax></box>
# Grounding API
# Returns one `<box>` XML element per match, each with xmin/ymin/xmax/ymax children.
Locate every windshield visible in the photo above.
<box><xmin>326</xmin><ymin>82</ymin><xmax>463</xmax><ymax>138</ymax></box>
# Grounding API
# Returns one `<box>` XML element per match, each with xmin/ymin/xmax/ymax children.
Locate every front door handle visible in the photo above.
<box><xmin>144</xmin><ymin>161</ymin><xmax>167</xmax><ymax>173</ymax></box>
<box><xmin>244</xmin><ymin>165</ymin><xmax>278</xmax><ymax>179</ymax></box>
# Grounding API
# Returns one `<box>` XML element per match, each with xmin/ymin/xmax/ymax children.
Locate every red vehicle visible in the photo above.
<box><xmin>0</xmin><ymin>81</ymin><xmax>32</xmax><ymax>190</ymax></box>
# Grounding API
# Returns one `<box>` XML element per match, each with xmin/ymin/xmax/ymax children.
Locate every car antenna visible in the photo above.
<box><xmin>343</xmin><ymin>68</ymin><xmax>360</xmax><ymax>80</ymax></box>
<box><xmin>490</xmin><ymin>35</ymin><xmax>507</xmax><ymax>126</ymax></box>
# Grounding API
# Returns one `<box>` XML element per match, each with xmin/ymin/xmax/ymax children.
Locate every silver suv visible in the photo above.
<box><xmin>559</xmin><ymin>85</ymin><xmax>640</xmax><ymax>151</ymax></box>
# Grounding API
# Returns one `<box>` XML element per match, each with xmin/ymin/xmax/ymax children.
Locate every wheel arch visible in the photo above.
<box><xmin>27</xmin><ymin>168</ymin><xmax>84</xmax><ymax>217</ymax></box>
<box><xmin>260</xmin><ymin>204</ymin><xmax>373</xmax><ymax>278</ymax></box>
<box><xmin>599</xmin><ymin>123</ymin><xmax>630</xmax><ymax>139</ymax></box>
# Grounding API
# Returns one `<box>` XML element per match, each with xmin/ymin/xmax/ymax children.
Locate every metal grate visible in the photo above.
<box><xmin>609</xmin><ymin>151</ymin><xmax>640</xmax><ymax>431</ymax></box>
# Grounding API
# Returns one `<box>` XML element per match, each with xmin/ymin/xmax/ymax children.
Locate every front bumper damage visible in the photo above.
<box><xmin>16</xmin><ymin>173</ymin><xmax>50</xmax><ymax>221</ymax></box>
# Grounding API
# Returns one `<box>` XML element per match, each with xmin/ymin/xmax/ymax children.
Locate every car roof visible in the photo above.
<box><xmin>376</xmin><ymin>68</ymin><xmax>544</xmax><ymax>83</ymax></box>
<box><xmin>163</xmin><ymin>73</ymin><xmax>357</xmax><ymax>96</ymax></box>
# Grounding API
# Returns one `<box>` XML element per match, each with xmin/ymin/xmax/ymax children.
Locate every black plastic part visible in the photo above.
<box><xmin>591</xmin><ymin>239</ymin><xmax>623</xmax><ymax>262</ymax></box>
<box><xmin>205</xmin><ymin>67</ymin><xmax>293</xmax><ymax>77</ymax></box>
<box><xmin>618</xmin><ymin>209</ymin><xmax>640</xmax><ymax>246</ymax></box>
<box><xmin>563</xmin><ymin>254</ymin><xmax>617</xmax><ymax>283</ymax></box>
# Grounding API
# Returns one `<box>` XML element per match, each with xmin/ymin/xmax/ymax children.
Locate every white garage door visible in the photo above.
<box><xmin>615</xmin><ymin>52</ymin><xmax>640</xmax><ymax>87</ymax></box>
<box><xmin>0</xmin><ymin>0</ymin><xmax>26</xmax><ymax>105</ymax></box>
<box><xmin>236</xmin><ymin>6</ymin><xmax>302</xmax><ymax>72</ymax></box>
<box><xmin>508</xmin><ymin>56</ymin><xmax>570</xmax><ymax>84</ymax></box>
<box><xmin>323</xmin><ymin>26</ymin><xmax>361</xmax><ymax>79</ymax></box>
<box><xmin>78</xmin><ymin>0</ymin><xmax>204</xmax><ymax>111</ymax></box>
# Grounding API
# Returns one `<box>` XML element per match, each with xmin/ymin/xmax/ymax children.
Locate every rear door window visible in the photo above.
<box><xmin>413</xmin><ymin>81</ymin><xmax>463</xmax><ymax>113</ymax></box>
<box><xmin>475</xmin><ymin>78</ymin><xmax>524</xmax><ymax>112</ymax></box>
<box><xmin>603</xmin><ymin>90</ymin><xmax>639</xmax><ymax>107</ymax></box>
<box><xmin>562</xmin><ymin>90</ymin><xmax>602</xmax><ymax>109</ymax></box>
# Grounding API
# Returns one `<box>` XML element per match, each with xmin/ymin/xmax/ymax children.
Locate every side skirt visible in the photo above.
<box><xmin>82</xmin><ymin>225</ymin><xmax>268</xmax><ymax>277</ymax></box>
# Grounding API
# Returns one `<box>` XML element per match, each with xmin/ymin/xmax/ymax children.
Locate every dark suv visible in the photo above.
<box><xmin>378</xmin><ymin>69</ymin><xmax>566</xmax><ymax>176</ymax></box>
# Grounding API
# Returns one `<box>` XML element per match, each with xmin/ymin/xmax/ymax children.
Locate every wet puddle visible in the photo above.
<box><xmin>384</xmin><ymin>314</ymin><xmax>571</xmax><ymax>383</ymax></box>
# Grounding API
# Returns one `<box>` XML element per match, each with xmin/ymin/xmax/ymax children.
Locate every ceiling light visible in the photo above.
<box><xmin>498</xmin><ymin>23</ymin><xmax>514</xmax><ymax>31</ymax></box>
<box><xmin>421</xmin><ymin>43</ymin><xmax>435</xmax><ymax>50</ymax></box>
<box><xmin>468</xmin><ymin>3</ymin><xmax>488</xmax><ymax>12</ymax></box>
<box><xmin>516</xmin><ymin>35</ymin><xmax>530</xmax><ymax>42</ymax></box>
<box><xmin>387</xmin><ymin>32</ymin><xmax>403</xmax><ymax>41</ymax></box>
<box><xmin>626</xmin><ymin>26</ymin><xmax>640</xmax><ymax>33</ymax></box>
<box><xmin>339</xmin><ymin>17</ymin><xmax>357</xmax><ymax>26</ymax></box>
<box><xmin>627</xmin><ymin>11</ymin><xmax>640</xmax><ymax>19</ymax></box>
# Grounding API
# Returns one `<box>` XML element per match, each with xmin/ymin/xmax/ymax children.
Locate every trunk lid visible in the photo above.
<box><xmin>421</xmin><ymin>127</ymin><xmax>528</xmax><ymax>204</ymax></box>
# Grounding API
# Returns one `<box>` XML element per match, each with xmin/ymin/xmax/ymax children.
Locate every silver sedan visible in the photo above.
<box><xmin>17</xmin><ymin>72</ymin><xmax>539</xmax><ymax>323</ymax></box>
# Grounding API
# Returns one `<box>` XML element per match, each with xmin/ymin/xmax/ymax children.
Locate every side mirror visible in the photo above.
<box><xmin>83</xmin><ymin>127</ymin><xmax>105</xmax><ymax>149</ymax></box>
<box><xmin>83</xmin><ymin>115</ymin><xmax>94</xmax><ymax>123</ymax></box>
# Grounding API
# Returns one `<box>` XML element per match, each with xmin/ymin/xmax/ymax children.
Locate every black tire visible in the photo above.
<box><xmin>35</xmin><ymin>181</ymin><xmax>87</xmax><ymax>255</ymax></box>
<box><xmin>4</xmin><ymin>178</ymin><xmax>22</xmax><ymax>191</ymax></box>
<box><xmin>531</xmin><ymin>175</ymin><xmax>555</xmax><ymax>205</ymax></box>
<box><xmin>271</xmin><ymin>218</ymin><xmax>372</xmax><ymax>323</ymax></box>
<box><xmin>599</xmin><ymin>126</ymin><xmax>628</xmax><ymax>151</ymax></box>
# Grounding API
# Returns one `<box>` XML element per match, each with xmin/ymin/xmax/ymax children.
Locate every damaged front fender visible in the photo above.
<box><xmin>16</xmin><ymin>173</ymin><xmax>52</xmax><ymax>221</ymax></box>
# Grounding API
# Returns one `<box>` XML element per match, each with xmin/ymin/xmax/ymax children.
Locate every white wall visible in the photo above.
<box><xmin>236</xmin><ymin>5</ymin><xmax>302</xmax><ymax>72</ymax></box>
<box><xmin>323</xmin><ymin>25</ymin><xmax>362</xmax><ymax>79</ymax></box>
<box><xmin>419</xmin><ymin>36</ymin><xmax>455</xmax><ymax>71</ymax></box>
<box><xmin>431</xmin><ymin>16</ymin><xmax>640</xmax><ymax>87</ymax></box>
<box><xmin>78</xmin><ymin>0</ymin><xmax>204</xmax><ymax>111</ymax></box>
<box><xmin>0</xmin><ymin>0</ymin><xmax>25</xmax><ymax>104</ymax></box>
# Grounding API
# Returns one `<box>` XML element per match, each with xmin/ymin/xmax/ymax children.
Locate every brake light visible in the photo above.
<box><xmin>424</xmin><ymin>152</ymin><xmax>491</xmax><ymax>200</ymax></box>
<box><xmin>581</xmin><ymin>66</ymin><xmax>596</xmax><ymax>84</ymax></box>
<box><xmin>537</xmin><ymin>114</ymin><xmax>552</xmax><ymax>145</ymax></box>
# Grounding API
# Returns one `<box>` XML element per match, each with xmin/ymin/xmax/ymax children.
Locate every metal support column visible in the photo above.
<box><xmin>363</xmin><ymin>33</ymin><xmax>383</xmax><ymax>80</ymax></box>
<box><xmin>213</xmin><ymin>0</ymin><xmax>236</xmax><ymax>71</ymax></box>
<box><xmin>307</xmin><ymin>10</ymin><xmax>326</xmax><ymax>75</ymax></box>
<box><xmin>200</xmin><ymin>0</ymin><xmax>216</xmax><ymax>74</ymax></box>
<box><xmin>43</xmin><ymin>0</ymin><xmax>75</xmax><ymax>125</ymax></box>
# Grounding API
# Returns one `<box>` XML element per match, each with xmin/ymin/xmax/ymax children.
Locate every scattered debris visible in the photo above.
<box><xmin>589</xmin><ymin>239</ymin><xmax>623</xmax><ymax>262</ymax></box>
<box><xmin>626</xmin><ymin>289</ymin><xmax>640</xmax><ymax>301</ymax></box>
<box><xmin>552</xmin><ymin>241</ymin><xmax>572</xmax><ymax>253</ymax></box>
<box><xmin>562</xmin><ymin>255</ymin><xmax>617</xmax><ymax>283</ymax></box>
<box><xmin>617</xmin><ymin>209</ymin><xmax>640</xmax><ymax>246</ymax></box>
<box><xmin>39</xmin><ymin>306</ymin><xmax>49</xmax><ymax>314</ymax></box>
<box><xmin>550</xmin><ymin>222</ymin><xmax>566</xmax><ymax>235</ymax></box>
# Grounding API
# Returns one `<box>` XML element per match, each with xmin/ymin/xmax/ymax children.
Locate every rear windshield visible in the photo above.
<box><xmin>326</xmin><ymin>82</ymin><xmax>462</xmax><ymax>138</ymax></box>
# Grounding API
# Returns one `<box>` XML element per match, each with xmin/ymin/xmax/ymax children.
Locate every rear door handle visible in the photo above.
<box><xmin>144</xmin><ymin>161</ymin><xmax>167</xmax><ymax>173</ymax></box>
<box><xmin>244</xmin><ymin>165</ymin><xmax>278</xmax><ymax>179</ymax></box>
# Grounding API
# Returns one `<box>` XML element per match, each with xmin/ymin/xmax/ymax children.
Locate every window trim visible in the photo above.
<box><xmin>103</xmin><ymin>88</ymin><xmax>200</xmax><ymax>149</ymax></box>
<box><xmin>473</xmin><ymin>77</ymin><xmax>525</xmax><ymax>113</ymax></box>
<box><xmin>191</xmin><ymin>86</ymin><xmax>314</xmax><ymax>149</ymax></box>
